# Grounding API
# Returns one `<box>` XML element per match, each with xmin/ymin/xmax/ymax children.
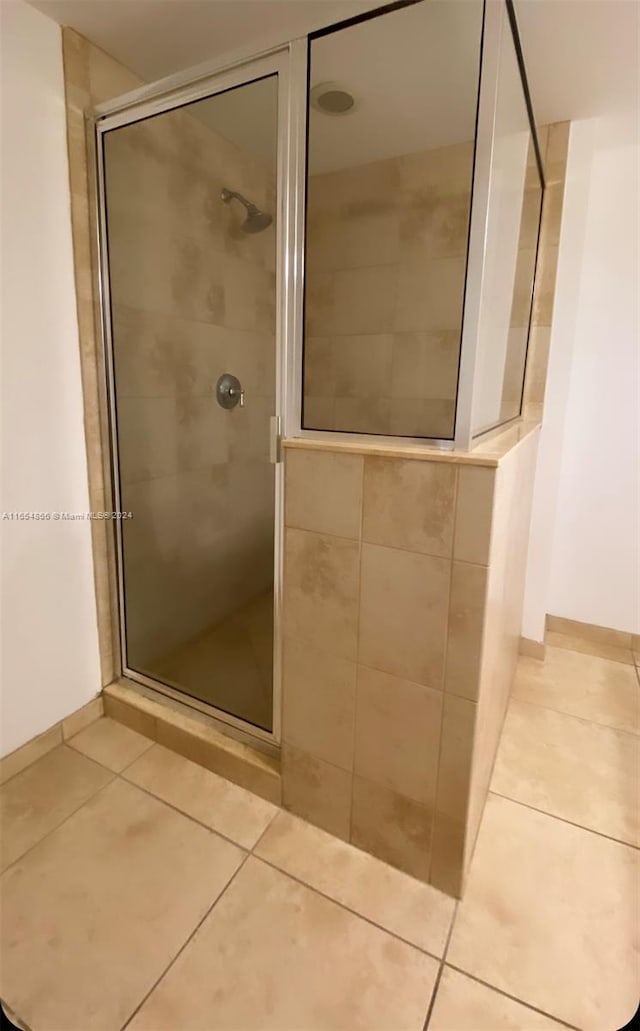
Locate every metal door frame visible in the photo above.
<box><xmin>91</xmin><ymin>40</ymin><xmax>307</xmax><ymax>747</ymax></box>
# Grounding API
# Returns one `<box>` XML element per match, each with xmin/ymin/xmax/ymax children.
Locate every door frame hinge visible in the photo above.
<box><xmin>269</xmin><ymin>414</ymin><xmax>282</xmax><ymax>464</ymax></box>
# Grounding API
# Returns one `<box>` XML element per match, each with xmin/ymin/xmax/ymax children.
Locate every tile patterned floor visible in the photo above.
<box><xmin>1</xmin><ymin>644</ymin><xmax>638</xmax><ymax>1031</ymax></box>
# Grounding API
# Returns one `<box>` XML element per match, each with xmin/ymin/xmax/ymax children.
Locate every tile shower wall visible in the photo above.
<box><xmin>304</xmin><ymin>142</ymin><xmax>474</xmax><ymax>438</ymax></box>
<box><xmin>522</xmin><ymin>122</ymin><xmax>569</xmax><ymax>412</ymax></box>
<box><xmin>282</xmin><ymin>447</ymin><xmax>500</xmax><ymax>890</ymax></box>
<box><xmin>104</xmin><ymin>111</ymin><xmax>276</xmax><ymax>666</ymax></box>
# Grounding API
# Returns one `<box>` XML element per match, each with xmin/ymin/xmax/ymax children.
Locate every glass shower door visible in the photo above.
<box><xmin>101</xmin><ymin>73</ymin><xmax>279</xmax><ymax>734</ymax></box>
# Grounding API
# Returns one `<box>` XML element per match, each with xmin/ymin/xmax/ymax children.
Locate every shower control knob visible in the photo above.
<box><xmin>216</xmin><ymin>373</ymin><xmax>244</xmax><ymax>409</ymax></box>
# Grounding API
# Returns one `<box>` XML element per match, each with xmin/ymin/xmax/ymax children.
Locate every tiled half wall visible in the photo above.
<box><xmin>281</xmin><ymin>431</ymin><xmax>539</xmax><ymax>897</ymax></box>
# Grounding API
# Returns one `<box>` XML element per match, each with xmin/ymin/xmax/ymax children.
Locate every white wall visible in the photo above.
<box><xmin>0</xmin><ymin>0</ymin><xmax>102</xmax><ymax>756</ymax></box>
<box><xmin>523</xmin><ymin>112</ymin><xmax>640</xmax><ymax>640</ymax></box>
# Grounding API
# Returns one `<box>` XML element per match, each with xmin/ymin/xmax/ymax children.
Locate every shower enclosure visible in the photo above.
<box><xmin>97</xmin><ymin>56</ymin><xmax>292</xmax><ymax>741</ymax></box>
<box><xmin>93</xmin><ymin>0</ymin><xmax>544</xmax><ymax>747</ymax></box>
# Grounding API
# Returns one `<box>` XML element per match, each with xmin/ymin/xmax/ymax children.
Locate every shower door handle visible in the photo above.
<box><xmin>269</xmin><ymin>415</ymin><xmax>281</xmax><ymax>464</ymax></box>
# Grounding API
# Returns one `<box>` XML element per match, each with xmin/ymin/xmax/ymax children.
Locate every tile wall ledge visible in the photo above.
<box><xmin>284</xmin><ymin>418</ymin><xmax>541</xmax><ymax>468</ymax></box>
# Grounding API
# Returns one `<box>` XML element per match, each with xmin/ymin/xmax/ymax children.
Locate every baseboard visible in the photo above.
<box><xmin>0</xmin><ymin>695</ymin><xmax>104</xmax><ymax>786</ymax></box>
<box><xmin>519</xmin><ymin>636</ymin><xmax>546</xmax><ymax>660</ymax></box>
<box><xmin>545</xmin><ymin>614</ymin><xmax>637</xmax><ymax>666</ymax></box>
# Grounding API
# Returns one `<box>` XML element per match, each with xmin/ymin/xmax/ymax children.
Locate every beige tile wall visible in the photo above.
<box><xmin>522</xmin><ymin>122</ymin><xmax>569</xmax><ymax>413</ymax></box>
<box><xmin>282</xmin><ymin>447</ymin><xmax>505</xmax><ymax>890</ymax></box>
<box><xmin>282</xmin><ymin>434</ymin><xmax>540</xmax><ymax>896</ymax></box>
<box><xmin>304</xmin><ymin>142</ymin><xmax>475</xmax><ymax>439</ymax></box>
<box><xmin>304</xmin><ymin>124</ymin><xmax>569</xmax><ymax>441</ymax></box>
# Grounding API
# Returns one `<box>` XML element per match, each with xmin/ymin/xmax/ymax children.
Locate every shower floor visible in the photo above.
<box><xmin>151</xmin><ymin>589</ymin><xmax>274</xmax><ymax>732</ymax></box>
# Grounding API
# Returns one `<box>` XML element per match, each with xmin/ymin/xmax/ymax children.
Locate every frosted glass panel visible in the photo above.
<box><xmin>302</xmin><ymin>1</ymin><xmax>483</xmax><ymax>440</ymax></box>
<box><xmin>471</xmin><ymin>22</ymin><xmax>543</xmax><ymax>437</ymax></box>
<box><xmin>103</xmin><ymin>76</ymin><xmax>278</xmax><ymax>731</ymax></box>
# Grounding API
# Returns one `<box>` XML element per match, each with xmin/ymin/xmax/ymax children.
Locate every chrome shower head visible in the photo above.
<box><xmin>221</xmin><ymin>187</ymin><xmax>273</xmax><ymax>234</ymax></box>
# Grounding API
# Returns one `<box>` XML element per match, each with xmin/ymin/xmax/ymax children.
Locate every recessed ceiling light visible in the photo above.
<box><xmin>310</xmin><ymin>82</ymin><xmax>356</xmax><ymax>115</ymax></box>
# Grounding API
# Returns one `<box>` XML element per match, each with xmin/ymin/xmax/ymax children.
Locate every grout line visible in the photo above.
<box><xmin>289</xmin><ymin>522</ymin><xmax>488</xmax><ymax>567</ymax></box>
<box><xmin>422</xmin><ymin>899</ymin><xmax>458</xmax><ymax>1030</ymax></box>
<box><xmin>348</xmin><ymin>456</ymin><xmax>366</xmax><ymax>841</ymax></box>
<box><xmin>0</xmin><ymin>774</ymin><xmax>117</xmax><ymax>879</ymax></box>
<box><xmin>120</xmin><ymin>818</ymin><xmax>279</xmax><ymax>1030</ymax></box>
<box><xmin>427</xmin><ymin>466</ymin><xmax>460</xmax><ymax>884</ymax></box>
<box><xmin>488</xmin><ymin>790</ymin><xmax>640</xmax><ymax>850</ymax></box>
<box><xmin>117</xmin><ymin>771</ymin><xmax>275</xmax><ymax>855</ymax></box>
<box><xmin>65</xmin><ymin>735</ymin><xmax>156</xmax><ymax>778</ymax></box>
<box><xmin>252</xmin><ymin>852</ymin><xmax>444</xmax><ymax>963</ymax></box>
<box><xmin>113</xmin><ymin>737</ymin><xmax>157</xmax><ymax>776</ymax></box>
<box><xmin>509</xmin><ymin>693</ymin><xmax>640</xmax><ymax>739</ymax></box>
<box><xmin>443</xmin><ymin>963</ymin><xmax>580</xmax><ymax>1030</ymax></box>
<box><xmin>121</xmin><ymin>850</ymin><xmax>254</xmax><ymax>1030</ymax></box>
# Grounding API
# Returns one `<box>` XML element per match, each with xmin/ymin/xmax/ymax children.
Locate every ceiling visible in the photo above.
<box><xmin>29</xmin><ymin>0</ymin><xmax>639</xmax><ymax>171</ymax></box>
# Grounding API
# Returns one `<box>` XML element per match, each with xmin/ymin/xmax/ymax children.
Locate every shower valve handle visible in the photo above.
<box><xmin>216</xmin><ymin>373</ymin><xmax>244</xmax><ymax>410</ymax></box>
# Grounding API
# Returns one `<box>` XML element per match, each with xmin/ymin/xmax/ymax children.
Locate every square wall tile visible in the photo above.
<box><xmin>429</xmin><ymin>811</ymin><xmax>466</xmax><ymax>898</ymax></box>
<box><xmin>333</xmin><ymin>334</ymin><xmax>394</xmax><ymax>399</ymax></box>
<box><xmin>283</xmin><ymin>639</ymin><xmax>357</xmax><ymax>771</ymax></box>
<box><xmin>284</xmin><ymin>528</ymin><xmax>360</xmax><ymax>661</ymax></box>
<box><xmin>285</xmin><ymin>450</ymin><xmax>363</xmax><ymax>540</ymax></box>
<box><xmin>330</xmin><ymin>265</ymin><xmax>397</xmax><ymax>335</ymax></box>
<box><xmin>362</xmin><ymin>457</ymin><xmax>456</xmax><ymax>557</ymax></box>
<box><xmin>282</xmin><ymin>744</ymin><xmax>352</xmax><ymax>841</ymax></box>
<box><xmin>531</xmin><ymin>244</ymin><xmax>559</xmax><ymax>327</ymax></box>
<box><xmin>453</xmin><ymin>466</ymin><xmax>495</xmax><ymax>565</ymax></box>
<box><xmin>435</xmin><ymin>694</ymin><xmax>477</xmax><ymax>822</ymax></box>
<box><xmin>354</xmin><ymin>666</ymin><xmax>441</xmax><ymax>805</ymax></box>
<box><xmin>359</xmin><ymin>543</ymin><xmax>450</xmax><ymax>689</ymax></box>
<box><xmin>351</xmin><ymin>775</ymin><xmax>433</xmax><ymax>881</ymax></box>
<box><xmin>445</xmin><ymin>561</ymin><xmax>488</xmax><ymax>700</ymax></box>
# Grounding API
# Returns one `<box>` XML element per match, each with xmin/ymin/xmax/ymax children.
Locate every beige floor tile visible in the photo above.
<box><xmin>255</xmin><ymin>810</ymin><xmax>454</xmax><ymax>955</ymax></box>
<box><xmin>512</xmin><ymin>645</ymin><xmax>640</xmax><ymax>734</ymax></box>
<box><xmin>124</xmin><ymin>743</ymin><xmax>277</xmax><ymax>848</ymax></box>
<box><xmin>492</xmin><ymin>699</ymin><xmax>639</xmax><ymax>845</ymax></box>
<box><xmin>448</xmin><ymin>794</ymin><xmax>639</xmax><ymax>1030</ymax></box>
<box><xmin>0</xmin><ymin>745</ymin><xmax>112</xmax><ymax>871</ymax></box>
<box><xmin>1</xmin><ymin>778</ymin><xmax>243</xmax><ymax>1031</ymax></box>
<box><xmin>429</xmin><ymin>967</ymin><xmax>566</xmax><ymax>1029</ymax></box>
<box><xmin>68</xmin><ymin>715</ymin><xmax>153</xmax><ymax>772</ymax></box>
<box><xmin>546</xmin><ymin>631</ymin><xmax>634</xmax><ymax>666</ymax></box>
<box><xmin>129</xmin><ymin>856</ymin><xmax>439</xmax><ymax>1030</ymax></box>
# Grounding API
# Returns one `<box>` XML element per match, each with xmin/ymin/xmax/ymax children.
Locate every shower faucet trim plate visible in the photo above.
<box><xmin>216</xmin><ymin>372</ymin><xmax>244</xmax><ymax>409</ymax></box>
